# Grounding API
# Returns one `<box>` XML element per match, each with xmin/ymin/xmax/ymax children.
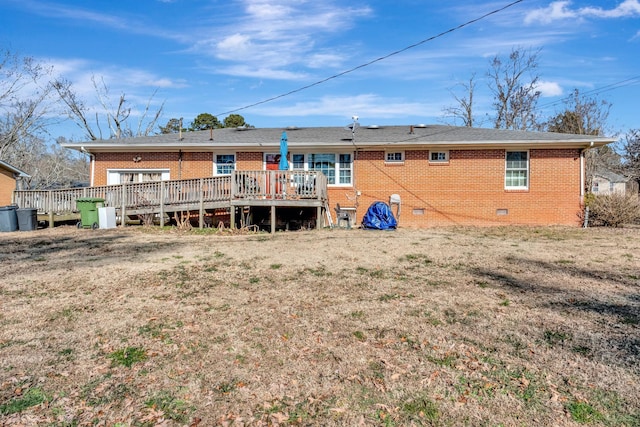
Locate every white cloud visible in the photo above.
<box><xmin>214</xmin><ymin>65</ymin><xmax>308</xmax><ymax>81</ymax></box>
<box><xmin>256</xmin><ymin>94</ymin><xmax>439</xmax><ymax>119</ymax></box>
<box><xmin>525</xmin><ymin>0</ymin><xmax>640</xmax><ymax>24</ymax></box>
<box><xmin>535</xmin><ymin>80</ymin><xmax>564</xmax><ymax>97</ymax></box>
<box><xmin>45</xmin><ymin>57</ymin><xmax>187</xmax><ymax>91</ymax></box>
<box><xmin>216</xmin><ymin>34</ymin><xmax>254</xmax><ymax>60</ymax></box>
<box><xmin>14</xmin><ymin>0</ymin><xmax>188</xmax><ymax>43</ymax></box>
<box><xmin>581</xmin><ymin>0</ymin><xmax>640</xmax><ymax>18</ymax></box>
<box><xmin>306</xmin><ymin>53</ymin><xmax>346</xmax><ymax>69</ymax></box>
<box><xmin>524</xmin><ymin>1</ymin><xmax>576</xmax><ymax>25</ymax></box>
<box><xmin>245</xmin><ymin>2</ymin><xmax>292</xmax><ymax>20</ymax></box>
<box><xmin>199</xmin><ymin>0</ymin><xmax>372</xmax><ymax>78</ymax></box>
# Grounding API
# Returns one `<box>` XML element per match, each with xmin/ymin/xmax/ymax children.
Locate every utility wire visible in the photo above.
<box><xmin>215</xmin><ymin>0</ymin><xmax>525</xmax><ymax>117</ymax></box>
<box><xmin>538</xmin><ymin>75</ymin><xmax>640</xmax><ymax>110</ymax></box>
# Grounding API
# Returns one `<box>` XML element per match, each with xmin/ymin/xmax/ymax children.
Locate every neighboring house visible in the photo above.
<box><xmin>0</xmin><ymin>160</ymin><xmax>29</xmax><ymax>206</ymax></box>
<box><xmin>591</xmin><ymin>169</ymin><xmax>638</xmax><ymax>196</ymax></box>
<box><xmin>60</xmin><ymin>124</ymin><xmax>614</xmax><ymax>227</ymax></box>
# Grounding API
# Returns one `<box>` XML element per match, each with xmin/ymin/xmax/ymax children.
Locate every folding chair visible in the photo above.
<box><xmin>334</xmin><ymin>203</ymin><xmax>352</xmax><ymax>229</ymax></box>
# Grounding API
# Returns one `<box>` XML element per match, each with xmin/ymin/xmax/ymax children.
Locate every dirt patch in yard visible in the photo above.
<box><xmin>0</xmin><ymin>225</ymin><xmax>639</xmax><ymax>426</ymax></box>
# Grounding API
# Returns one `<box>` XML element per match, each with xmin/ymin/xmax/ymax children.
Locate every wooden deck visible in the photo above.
<box><xmin>12</xmin><ymin>171</ymin><xmax>329</xmax><ymax>233</ymax></box>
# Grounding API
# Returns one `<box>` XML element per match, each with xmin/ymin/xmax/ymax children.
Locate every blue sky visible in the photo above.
<box><xmin>1</xmin><ymin>0</ymin><xmax>639</xmax><ymax>142</ymax></box>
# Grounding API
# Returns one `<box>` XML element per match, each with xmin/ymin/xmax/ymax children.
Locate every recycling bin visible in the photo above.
<box><xmin>16</xmin><ymin>208</ymin><xmax>38</xmax><ymax>231</ymax></box>
<box><xmin>0</xmin><ymin>205</ymin><xmax>18</xmax><ymax>232</ymax></box>
<box><xmin>76</xmin><ymin>197</ymin><xmax>105</xmax><ymax>229</ymax></box>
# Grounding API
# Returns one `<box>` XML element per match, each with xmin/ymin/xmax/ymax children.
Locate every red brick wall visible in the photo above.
<box><xmin>237</xmin><ymin>152</ymin><xmax>263</xmax><ymax>170</ymax></box>
<box><xmin>336</xmin><ymin>148</ymin><xmax>583</xmax><ymax>227</ymax></box>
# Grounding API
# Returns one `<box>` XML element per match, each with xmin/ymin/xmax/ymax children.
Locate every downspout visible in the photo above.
<box><xmin>90</xmin><ymin>153</ymin><xmax>95</xmax><ymax>187</ymax></box>
<box><xmin>81</xmin><ymin>147</ymin><xmax>95</xmax><ymax>187</ymax></box>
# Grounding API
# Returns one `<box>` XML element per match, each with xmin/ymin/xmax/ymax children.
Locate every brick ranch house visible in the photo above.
<box><xmin>61</xmin><ymin>124</ymin><xmax>614</xmax><ymax>228</ymax></box>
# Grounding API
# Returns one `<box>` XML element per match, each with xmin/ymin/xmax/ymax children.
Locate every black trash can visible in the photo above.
<box><xmin>0</xmin><ymin>205</ymin><xmax>18</xmax><ymax>232</ymax></box>
<box><xmin>17</xmin><ymin>208</ymin><xmax>38</xmax><ymax>231</ymax></box>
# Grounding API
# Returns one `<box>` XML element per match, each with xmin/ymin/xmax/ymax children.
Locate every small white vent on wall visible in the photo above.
<box><xmin>496</xmin><ymin>209</ymin><xmax>509</xmax><ymax>216</ymax></box>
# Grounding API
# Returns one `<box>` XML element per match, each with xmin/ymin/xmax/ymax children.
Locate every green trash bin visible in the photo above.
<box><xmin>76</xmin><ymin>197</ymin><xmax>105</xmax><ymax>230</ymax></box>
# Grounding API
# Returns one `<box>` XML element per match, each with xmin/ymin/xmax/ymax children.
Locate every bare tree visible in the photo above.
<box><xmin>621</xmin><ymin>129</ymin><xmax>640</xmax><ymax>193</ymax></box>
<box><xmin>54</xmin><ymin>75</ymin><xmax>164</xmax><ymax>140</ymax></box>
<box><xmin>0</xmin><ymin>49</ymin><xmax>55</xmax><ymax>160</ymax></box>
<box><xmin>442</xmin><ymin>74</ymin><xmax>477</xmax><ymax>127</ymax></box>
<box><xmin>545</xmin><ymin>89</ymin><xmax>616</xmax><ymax>191</ymax></box>
<box><xmin>26</xmin><ymin>139</ymin><xmax>88</xmax><ymax>189</ymax></box>
<box><xmin>545</xmin><ymin>89</ymin><xmax>611</xmax><ymax>136</ymax></box>
<box><xmin>488</xmin><ymin>47</ymin><xmax>542</xmax><ymax>131</ymax></box>
<box><xmin>52</xmin><ymin>78</ymin><xmax>99</xmax><ymax>141</ymax></box>
<box><xmin>0</xmin><ymin>49</ymin><xmax>94</xmax><ymax>188</ymax></box>
<box><xmin>2</xmin><ymin>130</ymin><xmax>88</xmax><ymax>189</ymax></box>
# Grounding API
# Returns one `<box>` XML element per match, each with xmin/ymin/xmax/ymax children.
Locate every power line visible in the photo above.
<box><xmin>215</xmin><ymin>0</ymin><xmax>525</xmax><ymax>118</ymax></box>
<box><xmin>538</xmin><ymin>75</ymin><xmax>640</xmax><ymax>110</ymax></box>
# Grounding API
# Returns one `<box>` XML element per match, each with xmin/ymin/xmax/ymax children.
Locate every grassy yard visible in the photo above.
<box><xmin>0</xmin><ymin>225</ymin><xmax>638</xmax><ymax>426</ymax></box>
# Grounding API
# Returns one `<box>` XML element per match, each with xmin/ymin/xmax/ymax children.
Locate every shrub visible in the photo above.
<box><xmin>584</xmin><ymin>193</ymin><xmax>640</xmax><ymax>227</ymax></box>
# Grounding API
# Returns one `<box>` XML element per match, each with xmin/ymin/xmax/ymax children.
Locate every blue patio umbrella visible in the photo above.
<box><xmin>279</xmin><ymin>131</ymin><xmax>289</xmax><ymax>170</ymax></box>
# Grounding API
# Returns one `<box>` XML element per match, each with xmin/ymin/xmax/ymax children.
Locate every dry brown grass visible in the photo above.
<box><xmin>0</xmin><ymin>225</ymin><xmax>639</xmax><ymax>426</ymax></box>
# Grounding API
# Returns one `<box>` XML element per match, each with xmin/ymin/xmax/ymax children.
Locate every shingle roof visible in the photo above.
<box><xmin>0</xmin><ymin>160</ymin><xmax>30</xmax><ymax>177</ymax></box>
<box><xmin>60</xmin><ymin>124</ymin><xmax>615</xmax><ymax>153</ymax></box>
<box><xmin>594</xmin><ymin>169</ymin><xmax>630</xmax><ymax>183</ymax></box>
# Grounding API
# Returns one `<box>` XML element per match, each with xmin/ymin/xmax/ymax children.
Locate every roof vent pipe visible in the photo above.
<box><xmin>210</xmin><ymin>128</ymin><xmax>213</xmax><ymax>141</ymax></box>
<box><xmin>410</xmin><ymin>125</ymin><xmax>414</xmax><ymax>134</ymax></box>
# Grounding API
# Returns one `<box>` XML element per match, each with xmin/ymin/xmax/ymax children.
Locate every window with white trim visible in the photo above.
<box><xmin>291</xmin><ymin>154</ymin><xmax>305</xmax><ymax>170</ymax></box>
<box><xmin>429</xmin><ymin>151</ymin><xmax>449</xmax><ymax>163</ymax></box>
<box><xmin>308</xmin><ymin>153</ymin><xmax>335</xmax><ymax>183</ymax></box>
<box><xmin>338</xmin><ymin>154</ymin><xmax>352</xmax><ymax>184</ymax></box>
<box><xmin>288</xmin><ymin>153</ymin><xmax>353</xmax><ymax>185</ymax></box>
<box><xmin>385</xmin><ymin>151</ymin><xmax>404</xmax><ymax>163</ymax></box>
<box><xmin>107</xmin><ymin>169</ymin><xmax>170</xmax><ymax>185</ymax></box>
<box><xmin>215</xmin><ymin>154</ymin><xmax>235</xmax><ymax>175</ymax></box>
<box><xmin>505</xmin><ymin>151</ymin><xmax>529</xmax><ymax>189</ymax></box>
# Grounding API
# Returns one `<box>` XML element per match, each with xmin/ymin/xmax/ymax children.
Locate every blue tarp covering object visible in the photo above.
<box><xmin>361</xmin><ymin>201</ymin><xmax>397</xmax><ymax>230</ymax></box>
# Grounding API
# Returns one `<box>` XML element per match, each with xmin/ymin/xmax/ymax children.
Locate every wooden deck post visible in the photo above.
<box><xmin>159</xmin><ymin>182</ymin><xmax>165</xmax><ymax>227</ymax></box>
<box><xmin>48</xmin><ymin>190</ymin><xmax>54</xmax><ymax>228</ymax></box>
<box><xmin>198</xmin><ymin>178</ymin><xmax>204</xmax><ymax>229</ymax></box>
<box><xmin>121</xmin><ymin>183</ymin><xmax>127</xmax><ymax>227</ymax></box>
<box><xmin>270</xmin><ymin>206</ymin><xmax>276</xmax><ymax>234</ymax></box>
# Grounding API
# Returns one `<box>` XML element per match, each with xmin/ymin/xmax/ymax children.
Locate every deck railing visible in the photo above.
<box><xmin>13</xmin><ymin>171</ymin><xmax>327</xmax><ymax>214</ymax></box>
<box><xmin>232</xmin><ymin>170</ymin><xmax>327</xmax><ymax>200</ymax></box>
